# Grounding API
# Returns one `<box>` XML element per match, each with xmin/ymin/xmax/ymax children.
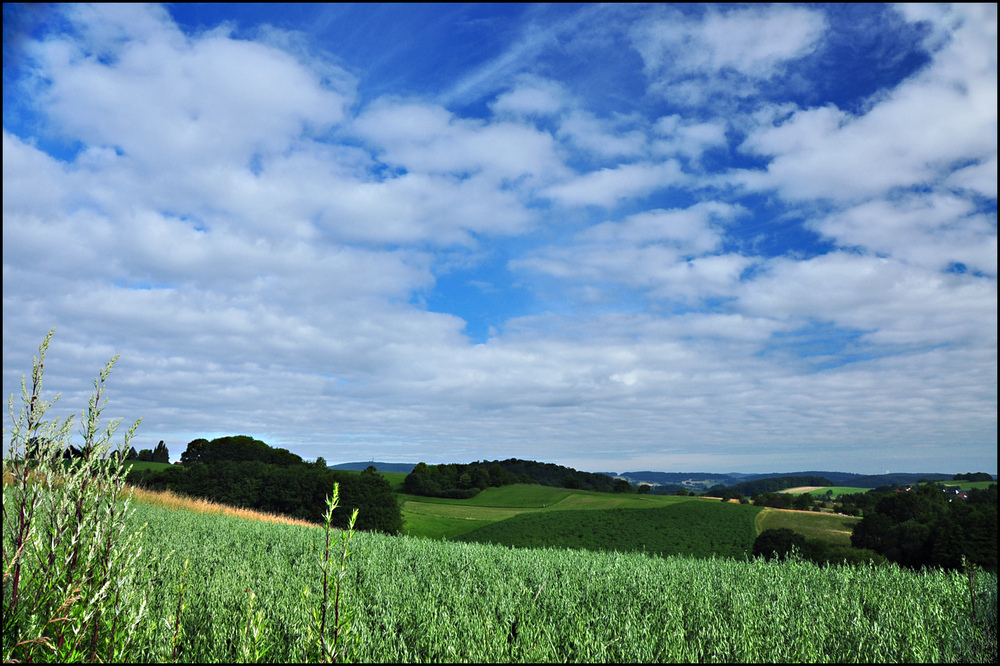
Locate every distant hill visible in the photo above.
<box><xmin>846</xmin><ymin>472</ymin><xmax>955</xmax><ymax>488</ymax></box>
<box><xmin>618</xmin><ymin>470</ymin><xmax>963</xmax><ymax>490</ymax></box>
<box><xmin>329</xmin><ymin>461</ymin><xmax>417</xmax><ymax>474</ymax></box>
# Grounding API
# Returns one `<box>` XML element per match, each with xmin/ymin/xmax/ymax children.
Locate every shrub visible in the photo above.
<box><xmin>752</xmin><ymin>528</ymin><xmax>806</xmax><ymax>561</ymax></box>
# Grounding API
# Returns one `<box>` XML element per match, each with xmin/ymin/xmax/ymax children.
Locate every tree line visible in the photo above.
<box><xmin>850</xmin><ymin>482</ymin><xmax>996</xmax><ymax>572</ymax></box>
<box><xmin>403</xmin><ymin>458</ymin><xmax>638</xmax><ymax>499</ymax></box>
<box><xmin>710</xmin><ymin>475</ymin><xmax>833</xmax><ymax>497</ymax></box>
<box><xmin>127</xmin><ymin>435</ymin><xmax>402</xmax><ymax>534</ymax></box>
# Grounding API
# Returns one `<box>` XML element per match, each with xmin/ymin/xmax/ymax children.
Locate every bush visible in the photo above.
<box><xmin>752</xmin><ymin>528</ymin><xmax>806</xmax><ymax>561</ymax></box>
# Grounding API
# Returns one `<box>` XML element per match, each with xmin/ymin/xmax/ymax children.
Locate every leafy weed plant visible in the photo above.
<box><xmin>2</xmin><ymin>330</ymin><xmax>145</xmax><ymax>662</ymax></box>
<box><xmin>3</xmin><ymin>331</ymin><xmax>364</xmax><ymax>663</ymax></box>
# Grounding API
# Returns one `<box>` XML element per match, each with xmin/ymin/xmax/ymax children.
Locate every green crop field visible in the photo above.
<box><xmin>63</xmin><ymin>500</ymin><xmax>1000</xmax><ymax>661</ymax></box>
<box><xmin>454</xmin><ymin>500</ymin><xmax>762</xmax><ymax>559</ymax></box>
<box><xmin>398</xmin><ymin>485</ymin><xmax>703</xmax><ymax>540</ymax></box>
<box><xmin>756</xmin><ymin>508</ymin><xmax>861</xmax><ymax>546</ymax></box>
<box><xmin>5</xmin><ymin>480</ymin><xmax>996</xmax><ymax>663</ymax></box>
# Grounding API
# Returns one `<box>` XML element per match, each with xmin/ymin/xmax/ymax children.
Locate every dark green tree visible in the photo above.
<box><xmin>614</xmin><ymin>479</ymin><xmax>633</xmax><ymax>493</ymax></box>
<box><xmin>753</xmin><ymin>528</ymin><xmax>806</xmax><ymax>561</ymax></box>
<box><xmin>562</xmin><ymin>474</ymin><xmax>582</xmax><ymax>490</ymax></box>
<box><xmin>792</xmin><ymin>492</ymin><xmax>814</xmax><ymax>511</ymax></box>
<box><xmin>151</xmin><ymin>440</ymin><xmax>169</xmax><ymax>463</ymax></box>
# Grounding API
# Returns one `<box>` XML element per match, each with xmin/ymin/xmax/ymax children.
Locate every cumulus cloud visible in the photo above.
<box><xmin>513</xmin><ymin>202</ymin><xmax>750</xmax><ymax>303</ymax></box>
<box><xmin>812</xmin><ymin>194</ymin><xmax>997</xmax><ymax>276</ymax></box>
<box><xmin>542</xmin><ymin>161</ymin><xmax>683</xmax><ymax>207</ymax></box>
<box><xmin>490</xmin><ymin>75</ymin><xmax>568</xmax><ymax>118</ymax></box>
<box><xmin>34</xmin><ymin>5</ymin><xmax>351</xmax><ymax>170</ymax></box>
<box><xmin>3</xmin><ymin>5</ymin><xmax>995</xmax><ymax>473</ymax></box>
<box><xmin>737</xmin><ymin>4</ymin><xmax>996</xmax><ymax>202</ymax></box>
<box><xmin>633</xmin><ymin>5</ymin><xmax>826</xmax><ymax>103</ymax></box>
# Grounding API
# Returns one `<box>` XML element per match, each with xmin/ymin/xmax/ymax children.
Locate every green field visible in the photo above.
<box><xmin>802</xmin><ymin>486</ymin><xmax>872</xmax><ymax>498</ymax></box>
<box><xmin>454</xmin><ymin>500</ymin><xmax>762</xmax><ymax>559</ymax></box>
<box><xmin>397</xmin><ymin>483</ymin><xmax>866</xmax><ymax>552</ymax></box>
<box><xmin>6</xmin><ymin>478</ymin><xmax>996</xmax><ymax>663</ymax></box>
<box><xmin>398</xmin><ymin>485</ymin><xmax>713</xmax><ymax>540</ymax></box>
<box><xmin>81</xmin><ymin>501</ymin><xmax>1000</xmax><ymax>661</ymax></box>
<box><xmin>756</xmin><ymin>508</ymin><xmax>861</xmax><ymax>546</ymax></box>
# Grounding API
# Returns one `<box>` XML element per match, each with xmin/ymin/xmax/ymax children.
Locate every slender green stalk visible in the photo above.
<box><xmin>314</xmin><ymin>483</ymin><xmax>359</xmax><ymax>663</ymax></box>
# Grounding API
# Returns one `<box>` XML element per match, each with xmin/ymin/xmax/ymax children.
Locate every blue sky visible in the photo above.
<box><xmin>3</xmin><ymin>3</ymin><xmax>996</xmax><ymax>474</ymax></box>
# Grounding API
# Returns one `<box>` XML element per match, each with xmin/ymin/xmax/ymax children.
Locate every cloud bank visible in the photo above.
<box><xmin>3</xmin><ymin>4</ymin><xmax>995</xmax><ymax>474</ymax></box>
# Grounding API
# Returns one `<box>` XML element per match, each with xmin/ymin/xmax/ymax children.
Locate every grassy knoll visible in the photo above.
<box><xmin>454</xmin><ymin>499</ymin><xmax>762</xmax><ymax>559</ymax></box>
<box><xmin>397</xmin><ymin>483</ymin><xmax>576</xmax><ymax>507</ymax></box>
<box><xmin>755</xmin><ymin>508</ymin><xmax>861</xmax><ymax>546</ymax></box>
<box><xmin>398</xmin><ymin>485</ymin><xmax>698</xmax><ymax>539</ymax></box>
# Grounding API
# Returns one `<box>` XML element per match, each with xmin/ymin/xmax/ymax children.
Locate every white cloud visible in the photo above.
<box><xmin>513</xmin><ymin>202</ymin><xmax>749</xmax><ymax>303</ymax></box>
<box><xmin>736</xmin><ymin>252</ymin><xmax>996</xmax><ymax>348</ymax></box>
<box><xmin>490</xmin><ymin>75</ymin><xmax>568</xmax><ymax>117</ymax></box>
<box><xmin>633</xmin><ymin>5</ymin><xmax>826</xmax><ymax>102</ymax></box>
<box><xmin>542</xmin><ymin>161</ymin><xmax>683</xmax><ymax>207</ymax></box>
<box><xmin>34</xmin><ymin>5</ymin><xmax>351</xmax><ymax>170</ymax></box>
<box><xmin>555</xmin><ymin>111</ymin><xmax>647</xmax><ymax>159</ymax></box>
<box><xmin>652</xmin><ymin>115</ymin><xmax>728</xmax><ymax>159</ymax></box>
<box><xmin>813</xmin><ymin>194</ymin><xmax>997</xmax><ymax>276</ymax></box>
<box><xmin>353</xmin><ymin>100</ymin><xmax>565</xmax><ymax>185</ymax></box>
<box><xmin>580</xmin><ymin>202</ymin><xmax>740</xmax><ymax>252</ymax></box>
<box><xmin>737</xmin><ymin>4</ymin><xmax>996</xmax><ymax>202</ymax></box>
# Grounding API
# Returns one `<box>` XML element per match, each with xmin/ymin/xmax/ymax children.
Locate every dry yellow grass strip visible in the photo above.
<box><xmin>4</xmin><ymin>469</ymin><xmax>319</xmax><ymax>529</ymax></box>
<box><xmin>780</xmin><ymin>486</ymin><xmax>825</xmax><ymax>494</ymax></box>
<box><xmin>127</xmin><ymin>485</ymin><xmax>320</xmax><ymax>529</ymax></box>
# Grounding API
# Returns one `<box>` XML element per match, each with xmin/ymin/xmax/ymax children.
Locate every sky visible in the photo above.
<box><xmin>2</xmin><ymin>3</ymin><xmax>996</xmax><ymax>475</ymax></box>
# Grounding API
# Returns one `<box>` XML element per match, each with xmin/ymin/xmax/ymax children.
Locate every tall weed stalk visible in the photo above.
<box><xmin>2</xmin><ymin>330</ymin><xmax>146</xmax><ymax>662</ymax></box>
<box><xmin>305</xmin><ymin>483</ymin><xmax>359</xmax><ymax>663</ymax></box>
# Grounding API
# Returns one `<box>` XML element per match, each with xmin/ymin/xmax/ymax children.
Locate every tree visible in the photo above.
<box><xmin>637</xmin><ymin>484</ymin><xmax>651</xmax><ymax>494</ymax></box>
<box><xmin>353</xmin><ymin>466</ymin><xmax>402</xmax><ymax>534</ymax></box>
<box><xmin>753</xmin><ymin>528</ymin><xmax>806</xmax><ymax>561</ymax></box>
<box><xmin>793</xmin><ymin>492</ymin><xmax>814</xmax><ymax>511</ymax></box>
<box><xmin>137</xmin><ymin>448</ymin><xmax>153</xmax><ymax>462</ymax></box>
<box><xmin>614</xmin><ymin>479</ymin><xmax>633</xmax><ymax>493</ymax></box>
<box><xmin>562</xmin><ymin>474</ymin><xmax>582</xmax><ymax>490</ymax></box>
<box><xmin>152</xmin><ymin>440</ymin><xmax>169</xmax><ymax>463</ymax></box>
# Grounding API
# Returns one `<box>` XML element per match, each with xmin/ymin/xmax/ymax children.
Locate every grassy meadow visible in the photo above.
<box><xmin>755</xmin><ymin>507</ymin><xmax>861</xmax><ymax>547</ymax></box>
<box><xmin>780</xmin><ymin>485</ymin><xmax>870</xmax><ymax>498</ymax></box>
